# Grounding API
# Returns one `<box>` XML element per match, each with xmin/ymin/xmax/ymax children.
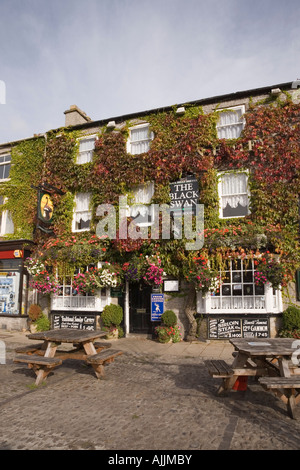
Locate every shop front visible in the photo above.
<box><xmin>0</xmin><ymin>239</ymin><xmax>34</xmax><ymax>330</ymax></box>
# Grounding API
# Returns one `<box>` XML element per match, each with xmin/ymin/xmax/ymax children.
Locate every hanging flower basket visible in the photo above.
<box><xmin>73</xmin><ymin>264</ymin><xmax>123</xmax><ymax>295</ymax></box>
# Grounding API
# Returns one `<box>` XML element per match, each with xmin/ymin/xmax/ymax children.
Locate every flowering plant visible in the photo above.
<box><xmin>24</xmin><ymin>257</ymin><xmax>46</xmax><ymax>276</ymax></box>
<box><xmin>155</xmin><ymin>325</ymin><xmax>182</xmax><ymax>343</ymax></box>
<box><xmin>254</xmin><ymin>253</ymin><xmax>286</xmax><ymax>289</ymax></box>
<box><xmin>73</xmin><ymin>263</ymin><xmax>122</xmax><ymax>294</ymax></box>
<box><xmin>122</xmin><ymin>260</ymin><xmax>143</xmax><ymax>282</ymax></box>
<box><xmin>40</xmin><ymin>234</ymin><xmax>109</xmax><ymax>268</ymax></box>
<box><xmin>184</xmin><ymin>255</ymin><xmax>221</xmax><ymax>294</ymax></box>
<box><xmin>29</xmin><ymin>270</ymin><xmax>59</xmax><ymax>295</ymax></box>
<box><xmin>122</xmin><ymin>254</ymin><xmax>165</xmax><ymax>286</ymax></box>
<box><xmin>143</xmin><ymin>255</ymin><xmax>164</xmax><ymax>286</ymax></box>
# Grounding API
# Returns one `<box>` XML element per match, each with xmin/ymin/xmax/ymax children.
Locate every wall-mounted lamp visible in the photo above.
<box><xmin>176</xmin><ymin>106</ymin><xmax>185</xmax><ymax>115</ymax></box>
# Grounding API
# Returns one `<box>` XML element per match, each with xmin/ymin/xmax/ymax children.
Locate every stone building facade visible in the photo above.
<box><xmin>0</xmin><ymin>81</ymin><xmax>299</xmax><ymax>340</ymax></box>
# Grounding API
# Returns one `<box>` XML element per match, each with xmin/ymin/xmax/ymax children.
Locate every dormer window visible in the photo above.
<box><xmin>127</xmin><ymin>124</ymin><xmax>153</xmax><ymax>155</ymax></box>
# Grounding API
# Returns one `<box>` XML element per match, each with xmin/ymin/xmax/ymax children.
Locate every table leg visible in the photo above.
<box><xmin>82</xmin><ymin>340</ymin><xmax>97</xmax><ymax>356</ymax></box>
<box><xmin>35</xmin><ymin>341</ymin><xmax>59</xmax><ymax>385</ymax></box>
<box><xmin>278</xmin><ymin>357</ymin><xmax>291</xmax><ymax>377</ymax></box>
<box><xmin>217</xmin><ymin>352</ymin><xmax>249</xmax><ymax>395</ymax></box>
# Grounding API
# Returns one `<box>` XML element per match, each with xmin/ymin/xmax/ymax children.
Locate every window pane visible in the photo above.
<box><xmin>244</xmin><ymin>284</ymin><xmax>253</xmax><ymax>295</ymax></box>
<box><xmin>3</xmin><ymin>163</ymin><xmax>10</xmax><ymax>179</ymax></box>
<box><xmin>222</xmin><ymin>285</ymin><xmax>231</xmax><ymax>296</ymax></box>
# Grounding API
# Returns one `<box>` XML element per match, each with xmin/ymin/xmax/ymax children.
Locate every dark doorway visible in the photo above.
<box><xmin>129</xmin><ymin>281</ymin><xmax>153</xmax><ymax>334</ymax></box>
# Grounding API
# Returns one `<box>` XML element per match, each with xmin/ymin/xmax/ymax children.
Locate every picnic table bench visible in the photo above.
<box><xmin>259</xmin><ymin>376</ymin><xmax>300</xmax><ymax>419</ymax></box>
<box><xmin>13</xmin><ymin>354</ymin><xmax>62</xmax><ymax>385</ymax></box>
<box><xmin>205</xmin><ymin>338</ymin><xmax>300</xmax><ymax>419</ymax></box>
<box><xmin>13</xmin><ymin>329</ymin><xmax>123</xmax><ymax>385</ymax></box>
<box><xmin>86</xmin><ymin>349</ymin><xmax>124</xmax><ymax>379</ymax></box>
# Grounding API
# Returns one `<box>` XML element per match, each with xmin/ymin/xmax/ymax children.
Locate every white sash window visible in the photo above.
<box><xmin>129</xmin><ymin>182</ymin><xmax>154</xmax><ymax>227</ymax></box>
<box><xmin>217</xmin><ymin>106</ymin><xmax>245</xmax><ymax>139</ymax></box>
<box><xmin>77</xmin><ymin>137</ymin><xmax>95</xmax><ymax>164</ymax></box>
<box><xmin>127</xmin><ymin>124</ymin><xmax>153</xmax><ymax>155</ymax></box>
<box><xmin>218</xmin><ymin>172</ymin><xmax>250</xmax><ymax>218</ymax></box>
<box><xmin>72</xmin><ymin>192</ymin><xmax>91</xmax><ymax>232</ymax></box>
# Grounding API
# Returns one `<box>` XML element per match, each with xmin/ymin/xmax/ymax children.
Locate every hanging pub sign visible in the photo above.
<box><xmin>32</xmin><ymin>183</ymin><xmax>64</xmax><ymax>234</ymax></box>
<box><xmin>169</xmin><ymin>176</ymin><xmax>199</xmax><ymax>216</ymax></box>
<box><xmin>38</xmin><ymin>191</ymin><xmax>54</xmax><ymax>224</ymax></box>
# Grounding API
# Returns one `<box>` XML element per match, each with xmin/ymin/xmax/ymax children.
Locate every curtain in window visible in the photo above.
<box><xmin>133</xmin><ymin>182</ymin><xmax>154</xmax><ymax>204</ymax></box>
<box><xmin>130</xmin><ymin>126</ymin><xmax>151</xmax><ymax>154</ymax></box>
<box><xmin>217</xmin><ymin>109</ymin><xmax>244</xmax><ymax>139</ymax></box>
<box><xmin>74</xmin><ymin>193</ymin><xmax>91</xmax><ymax>223</ymax></box>
<box><xmin>77</xmin><ymin>138</ymin><xmax>95</xmax><ymax>164</ymax></box>
<box><xmin>130</xmin><ymin>182</ymin><xmax>154</xmax><ymax>223</ymax></box>
<box><xmin>221</xmin><ymin>173</ymin><xmax>249</xmax><ymax>210</ymax></box>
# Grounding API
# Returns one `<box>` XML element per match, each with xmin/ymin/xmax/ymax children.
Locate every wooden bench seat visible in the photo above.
<box><xmin>86</xmin><ymin>349</ymin><xmax>123</xmax><ymax>379</ymax></box>
<box><xmin>14</xmin><ymin>354</ymin><xmax>62</xmax><ymax>385</ymax></box>
<box><xmin>259</xmin><ymin>376</ymin><xmax>300</xmax><ymax>419</ymax></box>
<box><xmin>15</xmin><ymin>343</ymin><xmax>45</xmax><ymax>355</ymax></box>
<box><xmin>205</xmin><ymin>360</ymin><xmax>233</xmax><ymax>378</ymax></box>
<box><xmin>93</xmin><ymin>341</ymin><xmax>112</xmax><ymax>350</ymax></box>
<box><xmin>259</xmin><ymin>377</ymin><xmax>300</xmax><ymax>389</ymax></box>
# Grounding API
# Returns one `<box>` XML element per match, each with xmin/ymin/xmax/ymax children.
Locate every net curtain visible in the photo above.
<box><xmin>74</xmin><ymin>193</ymin><xmax>91</xmax><ymax>223</ymax></box>
<box><xmin>220</xmin><ymin>173</ymin><xmax>249</xmax><ymax>210</ymax></box>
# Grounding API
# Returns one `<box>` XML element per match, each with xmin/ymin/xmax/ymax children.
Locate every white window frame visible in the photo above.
<box><xmin>76</xmin><ymin>135</ymin><xmax>96</xmax><ymax>164</ymax></box>
<box><xmin>126</xmin><ymin>123</ymin><xmax>154</xmax><ymax>155</ymax></box>
<box><xmin>197</xmin><ymin>258</ymin><xmax>283</xmax><ymax>315</ymax></box>
<box><xmin>72</xmin><ymin>192</ymin><xmax>92</xmax><ymax>232</ymax></box>
<box><xmin>0</xmin><ymin>153</ymin><xmax>11</xmax><ymax>181</ymax></box>
<box><xmin>0</xmin><ymin>197</ymin><xmax>14</xmax><ymax>236</ymax></box>
<box><xmin>218</xmin><ymin>170</ymin><xmax>250</xmax><ymax>219</ymax></box>
<box><xmin>51</xmin><ymin>263</ymin><xmax>112</xmax><ymax>312</ymax></box>
<box><xmin>216</xmin><ymin>105</ymin><xmax>245</xmax><ymax>139</ymax></box>
<box><xmin>127</xmin><ymin>182</ymin><xmax>155</xmax><ymax>227</ymax></box>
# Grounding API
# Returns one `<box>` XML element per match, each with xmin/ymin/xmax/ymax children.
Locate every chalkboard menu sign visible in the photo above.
<box><xmin>208</xmin><ymin>317</ymin><xmax>269</xmax><ymax>339</ymax></box>
<box><xmin>208</xmin><ymin>318</ymin><xmax>242</xmax><ymax>339</ymax></box>
<box><xmin>242</xmin><ymin>318</ymin><xmax>269</xmax><ymax>338</ymax></box>
<box><xmin>52</xmin><ymin>312</ymin><xmax>96</xmax><ymax>330</ymax></box>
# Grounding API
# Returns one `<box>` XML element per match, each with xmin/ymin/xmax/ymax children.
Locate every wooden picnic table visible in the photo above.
<box><xmin>14</xmin><ymin>328</ymin><xmax>123</xmax><ymax>385</ymax></box>
<box><xmin>206</xmin><ymin>337</ymin><xmax>300</xmax><ymax>419</ymax></box>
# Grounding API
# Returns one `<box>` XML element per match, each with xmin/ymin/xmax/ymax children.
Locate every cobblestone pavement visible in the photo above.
<box><xmin>0</xmin><ymin>331</ymin><xmax>300</xmax><ymax>451</ymax></box>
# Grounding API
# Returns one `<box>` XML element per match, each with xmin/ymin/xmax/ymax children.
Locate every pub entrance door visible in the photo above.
<box><xmin>129</xmin><ymin>282</ymin><xmax>153</xmax><ymax>334</ymax></box>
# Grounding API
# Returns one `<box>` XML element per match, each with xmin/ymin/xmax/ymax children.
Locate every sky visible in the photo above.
<box><xmin>0</xmin><ymin>0</ymin><xmax>299</xmax><ymax>144</ymax></box>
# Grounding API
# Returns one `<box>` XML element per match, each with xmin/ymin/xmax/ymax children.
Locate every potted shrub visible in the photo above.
<box><xmin>279</xmin><ymin>305</ymin><xmax>300</xmax><ymax>339</ymax></box>
<box><xmin>35</xmin><ymin>313</ymin><xmax>51</xmax><ymax>332</ymax></box>
<box><xmin>27</xmin><ymin>304</ymin><xmax>43</xmax><ymax>333</ymax></box>
<box><xmin>155</xmin><ymin>310</ymin><xmax>182</xmax><ymax>343</ymax></box>
<box><xmin>101</xmin><ymin>303</ymin><xmax>124</xmax><ymax>339</ymax></box>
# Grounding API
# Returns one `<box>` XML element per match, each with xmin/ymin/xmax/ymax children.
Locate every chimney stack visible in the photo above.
<box><xmin>64</xmin><ymin>105</ymin><xmax>92</xmax><ymax>127</ymax></box>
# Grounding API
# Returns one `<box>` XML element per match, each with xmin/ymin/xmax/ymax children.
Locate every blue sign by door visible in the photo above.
<box><xmin>151</xmin><ymin>294</ymin><xmax>164</xmax><ymax>321</ymax></box>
